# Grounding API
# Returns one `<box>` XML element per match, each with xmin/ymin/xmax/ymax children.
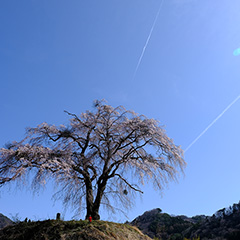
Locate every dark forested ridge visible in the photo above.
<box><xmin>0</xmin><ymin>214</ymin><xmax>13</xmax><ymax>229</ymax></box>
<box><xmin>131</xmin><ymin>201</ymin><xmax>240</xmax><ymax>240</ymax></box>
<box><xmin>185</xmin><ymin>202</ymin><xmax>240</xmax><ymax>240</ymax></box>
<box><xmin>131</xmin><ymin>208</ymin><xmax>198</xmax><ymax>239</ymax></box>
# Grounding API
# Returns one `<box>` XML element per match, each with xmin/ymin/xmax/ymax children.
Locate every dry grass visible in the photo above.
<box><xmin>0</xmin><ymin>219</ymin><xmax>152</xmax><ymax>240</ymax></box>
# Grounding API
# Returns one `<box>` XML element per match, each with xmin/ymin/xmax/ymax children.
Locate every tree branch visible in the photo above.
<box><xmin>114</xmin><ymin>174</ymin><xmax>143</xmax><ymax>194</ymax></box>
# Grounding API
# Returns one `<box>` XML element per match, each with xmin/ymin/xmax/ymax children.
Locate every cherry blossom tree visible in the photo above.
<box><xmin>0</xmin><ymin>100</ymin><xmax>185</xmax><ymax>220</ymax></box>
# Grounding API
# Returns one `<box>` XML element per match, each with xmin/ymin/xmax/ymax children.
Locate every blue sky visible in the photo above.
<box><xmin>1</xmin><ymin>0</ymin><xmax>240</xmax><ymax>222</ymax></box>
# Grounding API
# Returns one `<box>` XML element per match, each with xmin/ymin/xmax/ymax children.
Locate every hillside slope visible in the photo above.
<box><xmin>0</xmin><ymin>219</ymin><xmax>152</xmax><ymax>240</ymax></box>
<box><xmin>0</xmin><ymin>214</ymin><xmax>13</xmax><ymax>229</ymax></box>
<box><xmin>131</xmin><ymin>202</ymin><xmax>240</xmax><ymax>240</ymax></box>
<box><xmin>184</xmin><ymin>203</ymin><xmax>240</xmax><ymax>240</ymax></box>
<box><xmin>131</xmin><ymin>208</ymin><xmax>196</xmax><ymax>239</ymax></box>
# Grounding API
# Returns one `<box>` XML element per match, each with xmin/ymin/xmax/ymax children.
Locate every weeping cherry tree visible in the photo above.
<box><xmin>0</xmin><ymin>100</ymin><xmax>185</xmax><ymax>220</ymax></box>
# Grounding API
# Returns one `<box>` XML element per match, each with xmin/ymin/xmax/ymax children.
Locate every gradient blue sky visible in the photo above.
<box><xmin>1</xmin><ymin>0</ymin><xmax>240</xmax><ymax>222</ymax></box>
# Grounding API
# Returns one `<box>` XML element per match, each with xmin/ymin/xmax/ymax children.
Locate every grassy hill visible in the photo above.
<box><xmin>0</xmin><ymin>219</ymin><xmax>152</xmax><ymax>240</ymax></box>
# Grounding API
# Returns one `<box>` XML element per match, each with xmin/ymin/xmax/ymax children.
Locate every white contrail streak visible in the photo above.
<box><xmin>185</xmin><ymin>94</ymin><xmax>240</xmax><ymax>153</ymax></box>
<box><xmin>133</xmin><ymin>0</ymin><xmax>164</xmax><ymax>80</ymax></box>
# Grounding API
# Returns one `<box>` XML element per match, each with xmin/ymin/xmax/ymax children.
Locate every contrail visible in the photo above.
<box><xmin>185</xmin><ymin>94</ymin><xmax>240</xmax><ymax>153</ymax></box>
<box><xmin>133</xmin><ymin>0</ymin><xmax>164</xmax><ymax>80</ymax></box>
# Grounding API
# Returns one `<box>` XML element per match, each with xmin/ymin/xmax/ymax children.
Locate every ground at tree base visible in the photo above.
<box><xmin>0</xmin><ymin>219</ymin><xmax>152</xmax><ymax>240</ymax></box>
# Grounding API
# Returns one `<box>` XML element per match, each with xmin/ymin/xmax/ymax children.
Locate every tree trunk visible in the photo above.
<box><xmin>85</xmin><ymin>178</ymin><xmax>94</xmax><ymax>220</ymax></box>
<box><xmin>91</xmin><ymin>178</ymin><xmax>107</xmax><ymax>220</ymax></box>
<box><xmin>85</xmin><ymin>175</ymin><xmax>108</xmax><ymax>220</ymax></box>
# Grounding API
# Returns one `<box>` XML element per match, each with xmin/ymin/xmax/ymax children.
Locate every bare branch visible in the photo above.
<box><xmin>114</xmin><ymin>174</ymin><xmax>143</xmax><ymax>194</ymax></box>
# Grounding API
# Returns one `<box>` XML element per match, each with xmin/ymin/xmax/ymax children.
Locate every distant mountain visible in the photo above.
<box><xmin>0</xmin><ymin>214</ymin><xmax>13</xmax><ymax>229</ymax></box>
<box><xmin>131</xmin><ymin>208</ymin><xmax>200</xmax><ymax>239</ymax></box>
<box><xmin>131</xmin><ymin>202</ymin><xmax>240</xmax><ymax>240</ymax></box>
<box><xmin>185</xmin><ymin>202</ymin><xmax>240</xmax><ymax>240</ymax></box>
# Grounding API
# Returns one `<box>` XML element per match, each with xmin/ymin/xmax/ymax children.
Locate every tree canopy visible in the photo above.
<box><xmin>0</xmin><ymin>100</ymin><xmax>185</xmax><ymax>219</ymax></box>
